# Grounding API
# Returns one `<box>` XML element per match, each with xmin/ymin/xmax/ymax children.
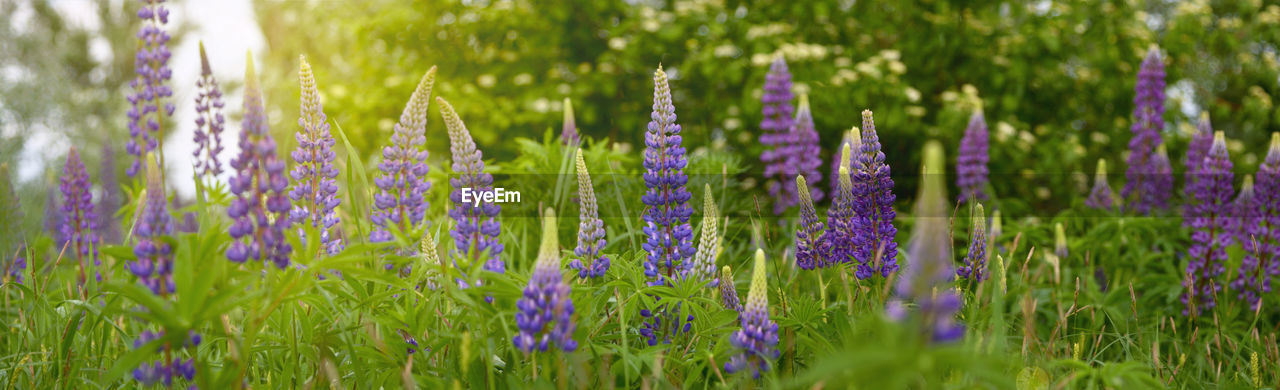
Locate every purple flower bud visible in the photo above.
<box><xmin>1085</xmin><ymin>159</ymin><xmax>1115</xmax><ymax>210</ymax></box>
<box><xmin>226</xmin><ymin>54</ymin><xmax>292</xmax><ymax>268</ymax></box>
<box><xmin>61</xmin><ymin>147</ymin><xmax>101</xmax><ymax>283</ymax></box>
<box><xmin>760</xmin><ymin>58</ymin><xmax>795</xmax><ymax>205</ymax></box>
<box><xmin>826</xmin><ymin>145</ymin><xmax>857</xmax><ymax>266</ymax></box>
<box><xmin>1122</xmin><ymin>48</ymin><xmax>1170</xmax><ymax>214</ymax></box>
<box><xmin>1183</xmin><ymin>113</ymin><xmax>1214</xmax><ymax>220</ymax></box>
<box><xmin>794</xmin><ymin>175</ymin><xmax>830</xmax><ymax>270</ymax></box>
<box><xmin>570</xmin><ymin>151</ymin><xmax>609</xmax><ymax>279</ymax></box>
<box><xmin>851</xmin><ymin>110</ymin><xmax>898</xmax><ymax>279</ymax></box>
<box><xmin>956</xmin><ymin>111</ymin><xmax>989</xmax><ymax>203</ymax></box>
<box><xmin>289</xmin><ymin>56</ymin><xmax>343</xmax><ymax>255</ymax></box>
<box><xmin>957</xmin><ymin>203</ymin><xmax>987</xmax><ymax>281</ymax></box>
<box><xmin>193</xmin><ymin>42</ymin><xmax>226</xmax><ymax>179</ymax></box>
<box><xmin>718</xmin><ymin>265</ymin><xmax>742</xmax><ymax>313</ymax></box>
<box><xmin>513</xmin><ymin>209</ymin><xmax>577</xmax><ymax>353</ymax></box>
<box><xmin>688</xmin><ymin>185</ymin><xmax>719</xmax><ymax>285</ymax></box>
<box><xmin>1182</xmin><ymin>132</ymin><xmax>1233</xmax><ymax>317</ymax></box>
<box><xmin>724</xmin><ymin>249</ymin><xmax>779</xmax><ymax>378</ymax></box>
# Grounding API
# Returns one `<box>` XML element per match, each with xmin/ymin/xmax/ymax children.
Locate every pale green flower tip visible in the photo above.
<box><xmin>748</xmin><ymin>249</ymin><xmax>768</xmax><ymax>304</ymax></box>
<box><xmin>795</xmin><ymin>175</ymin><xmax>813</xmax><ymax>206</ymax></box>
<box><xmin>1054</xmin><ymin>223</ymin><xmax>1066</xmax><ymax>247</ymax></box>
<box><xmin>563</xmin><ymin>97</ymin><xmax>574</xmax><ymax>122</ymax></box>
<box><xmin>1095</xmin><ymin>159</ymin><xmax>1107</xmax><ymax>177</ymax></box>
<box><xmin>1242</xmin><ymin>175</ymin><xmax>1254</xmax><ymax>193</ymax></box>
<box><xmin>244</xmin><ymin>51</ymin><xmax>258</xmax><ymax>89</ymax></box>
<box><xmin>1270</xmin><ymin>132</ymin><xmax>1280</xmax><ymax>152</ymax></box>
<box><xmin>922</xmin><ymin>140</ymin><xmax>945</xmax><ymax>176</ymax></box>
<box><xmin>840</xmin><ymin>142</ymin><xmax>852</xmax><ymax>166</ymax></box>
<box><xmin>1212</xmin><ymin>131</ymin><xmax>1226</xmax><ymax>148</ymax></box>
<box><xmin>972</xmin><ymin>202</ymin><xmax>985</xmax><ymax>222</ymax></box>
<box><xmin>537</xmin><ymin>208</ymin><xmax>559</xmax><ymax>267</ymax></box>
<box><xmin>798</xmin><ymin>93</ymin><xmax>810</xmax><ymax>112</ymax></box>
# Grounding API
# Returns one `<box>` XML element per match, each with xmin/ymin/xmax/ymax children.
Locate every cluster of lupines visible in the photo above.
<box><xmin>61</xmin><ymin>147</ymin><xmax>101</xmax><ymax>284</ymax></box>
<box><xmin>688</xmin><ymin>186</ymin><xmax>720</xmax><ymax>286</ymax></box>
<box><xmin>1183</xmin><ymin>113</ymin><xmax>1215</xmax><ymax>224</ymax></box>
<box><xmin>794</xmin><ymin>175</ymin><xmax>831</xmax><ymax>270</ymax></box>
<box><xmin>888</xmin><ymin>140</ymin><xmax>963</xmax><ymax>343</ymax></box>
<box><xmin>957</xmin><ymin>203</ymin><xmax>987</xmax><ymax>281</ymax></box>
<box><xmin>289</xmin><ymin>56</ymin><xmax>342</xmax><ymax>255</ymax></box>
<box><xmin>851</xmin><ymin>110</ymin><xmax>899</xmax><ymax>279</ymax></box>
<box><xmin>824</xmin><ymin>144</ymin><xmax>856</xmax><ymax>266</ymax></box>
<box><xmin>226</xmin><ymin>55</ymin><xmax>292</xmax><ymax>268</ymax></box>
<box><xmin>192</xmin><ymin>42</ymin><xmax>226</xmax><ymax>179</ymax></box>
<box><xmin>718</xmin><ymin>265</ymin><xmax>742</xmax><ymax>312</ymax></box>
<box><xmin>370</xmin><ymin>69</ymin><xmax>435</xmax><ymax>244</ymax></box>
<box><xmin>956</xmin><ymin>111</ymin><xmax>990</xmax><ymax>203</ymax></box>
<box><xmin>1183</xmin><ymin>132</ymin><xmax>1234</xmax><ymax>317</ymax></box>
<box><xmin>570</xmin><ymin>151</ymin><xmax>609</xmax><ymax>279</ymax></box>
<box><xmin>513</xmin><ymin>208</ymin><xmax>578</xmax><ymax>353</ymax></box>
<box><xmin>440</xmin><ymin>97</ymin><xmax>505</xmax><ymax>281</ymax></box>
<box><xmin>1085</xmin><ymin>159</ymin><xmax>1115</xmax><ymax>210</ymax></box>
<box><xmin>723</xmin><ymin>249</ymin><xmax>779</xmax><ymax>378</ymax></box>
<box><xmin>131</xmin><ymin>158</ymin><xmax>174</xmax><ymax>295</ymax></box>
<box><xmin>828</xmin><ymin>129</ymin><xmax>858</xmax><ymax>197</ymax></box>
<box><xmin>1232</xmin><ymin>133</ymin><xmax>1280</xmax><ymax>308</ymax></box>
<box><xmin>125</xmin><ymin>0</ymin><xmax>174</xmax><ymax>177</ymax></box>
<box><xmin>1122</xmin><ymin>48</ymin><xmax>1172</xmax><ymax>214</ymax></box>
<box><xmin>1</xmin><ymin>164</ymin><xmax>25</xmax><ymax>283</ymax></box>
<box><xmin>561</xmin><ymin>98</ymin><xmax>579</xmax><ymax>145</ymax></box>
<box><xmin>131</xmin><ymin>330</ymin><xmax>200</xmax><ymax>387</ymax></box>
<box><xmin>97</xmin><ymin>144</ymin><xmax>122</xmax><ymax>244</ymax></box>
<box><xmin>759</xmin><ymin>57</ymin><xmax>796</xmax><ymax>214</ymax></box>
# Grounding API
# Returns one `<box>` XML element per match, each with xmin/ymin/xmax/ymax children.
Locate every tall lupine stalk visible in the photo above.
<box><xmin>826</xmin><ymin>143</ymin><xmax>856</xmax><ymax>265</ymax></box>
<box><xmin>794</xmin><ymin>175</ymin><xmax>830</xmax><ymax>270</ymax></box>
<box><xmin>98</xmin><ymin>143</ymin><xmax>123</xmax><ymax>244</ymax></box>
<box><xmin>1183</xmin><ymin>132</ymin><xmax>1233</xmax><ymax>317</ymax></box>
<box><xmin>439</xmin><ymin>97</ymin><xmax>505</xmax><ymax>277</ymax></box>
<box><xmin>1122</xmin><ymin>48</ymin><xmax>1169</xmax><ymax>214</ymax></box>
<box><xmin>789</xmin><ymin>94</ymin><xmax>825</xmax><ymax>204</ymax></box>
<box><xmin>289</xmin><ymin>56</ymin><xmax>342</xmax><ymax>255</ymax></box>
<box><xmin>718</xmin><ymin>265</ymin><xmax>742</xmax><ymax>312</ymax></box>
<box><xmin>638</xmin><ymin>66</ymin><xmax>695</xmax><ymax>346</ymax></box>
<box><xmin>226</xmin><ymin>54</ymin><xmax>292</xmax><ymax>268</ymax></box>
<box><xmin>1233</xmin><ymin>133</ymin><xmax>1280</xmax><ymax>308</ymax></box>
<box><xmin>760</xmin><ymin>57</ymin><xmax>795</xmax><ymax>214</ymax></box>
<box><xmin>888</xmin><ymin>140</ymin><xmax>963</xmax><ymax>343</ymax></box>
<box><xmin>851</xmin><ymin>110</ymin><xmax>899</xmax><ymax>279</ymax></box>
<box><xmin>1183</xmin><ymin>112</ymin><xmax>1214</xmax><ymax>224</ymax></box>
<box><xmin>1</xmin><ymin>164</ymin><xmax>26</xmax><ymax>283</ymax></box>
<box><xmin>724</xmin><ymin>249</ymin><xmax>779</xmax><ymax>378</ymax></box>
<box><xmin>561</xmin><ymin>98</ymin><xmax>579</xmax><ymax>145</ymax></box>
<box><xmin>371</xmin><ymin>68</ymin><xmax>435</xmax><ymax>243</ymax></box>
<box><xmin>513</xmin><ymin>208</ymin><xmax>578</xmax><ymax>353</ymax></box>
<box><xmin>125</xmin><ymin>0</ymin><xmax>174</xmax><ymax>177</ymax></box>
<box><xmin>828</xmin><ymin>128</ymin><xmax>859</xmax><ymax>197</ymax></box>
<box><xmin>1085</xmin><ymin>159</ymin><xmax>1116</xmax><ymax>211</ymax></box>
<box><xmin>570</xmin><ymin>151</ymin><xmax>609</xmax><ymax>279</ymax></box>
<box><xmin>957</xmin><ymin>203</ymin><xmax>987</xmax><ymax>282</ymax></box>
<box><xmin>956</xmin><ymin>111</ymin><xmax>990</xmax><ymax>203</ymax></box>
<box><xmin>192</xmin><ymin>42</ymin><xmax>226</xmax><ymax>179</ymax></box>
<box><xmin>689</xmin><ymin>185</ymin><xmax>719</xmax><ymax>285</ymax></box>
<box><xmin>61</xmin><ymin>147</ymin><xmax>100</xmax><ymax>285</ymax></box>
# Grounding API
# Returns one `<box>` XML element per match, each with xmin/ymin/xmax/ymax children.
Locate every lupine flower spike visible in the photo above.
<box><xmin>956</xmin><ymin>111</ymin><xmax>990</xmax><ymax>203</ymax></box>
<box><xmin>1233</xmin><ymin>133</ymin><xmax>1280</xmax><ymax>308</ymax></box>
<box><xmin>290</xmin><ymin>56</ymin><xmax>343</xmax><ymax>255</ymax></box>
<box><xmin>888</xmin><ymin>140</ymin><xmax>964</xmax><ymax>343</ymax></box>
<box><xmin>1054</xmin><ymin>223</ymin><xmax>1068</xmax><ymax>259</ymax></box>
<box><xmin>192</xmin><ymin>42</ymin><xmax>226</xmax><ymax>179</ymax></box>
<box><xmin>852</xmin><ymin>110</ymin><xmax>899</xmax><ymax>279</ymax></box>
<box><xmin>724</xmin><ymin>249</ymin><xmax>780</xmax><ymax>378</ymax></box>
<box><xmin>789</xmin><ymin>94</ymin><xmax>825</xmax><ymax>205</ymax></box>
<box><xmin>689</xmin><ymin>184</ymin><xmax>719</xmax><ymax>285</ymax></box>
<box><xmin>795</xmin><ymin>175</ymin><xmax>831</xmax><ymax>270</ymax></box>
<box><xmin>125</xmin><ymin>0</ymin><xmax>174</xmax><ymax>176</ymax></box>
<box><xmin>760</xmin><ymin>56</ymin><xmax>795</xmax><ymax>214</ymax></box>
<box><xmin>513</xmin><ymin>208</ymin><xmax>577</xmax><ymax>353</ymax></box>
<box><xmin>829</xmin><ymin>128</ymin><xmax>860</xmax><ymax>197</ymax></box>
<box><xmin>1085</xmin><ymin>159</ymin><xmax>1115</xmax><ymax>210</ymax></box>
<box><xmin>718</xmin><ymin>265</ymin><xmax>742</xmax><ymax>312</ymax></box>
<box><xmin>1183</xmin><ymin>112</ymin><xmax>1214</xmax><ymax>225</ymax></box>
<box><xmin>1122</xmin><ymin>48</ymin><xmax>1170</xmax><ymax>214</ymax></box>
<box><xmin>1182</xmin><ymin>132</ymin><xmax>1233</xmax><ymax>317</ymax></box>
<box><xmin>226</xmin><ymin>53</ymin><xmax>293</xmax><ymax>268</ymax></box>
<box><xmin>957</xmin><ymin>203</ymin><xmax>987</xmax><ymax>281</ymax></box>
<box><xmin>826</xmin><ymin>143</ymin><xmax>856</xmax><ymax>265</ymax></box>
<box><xmin>440</xmin><ymin>97</ymin><xmax>504</xmax><ymax>293</ymax></box>
<box><xmin>371</xmin><ymin>68</ymin><xmax>435</xmax><ymax>243</ymax></box>
<box><xmin>419</xmin><ymin>230</ymin><xmax>443</xmax><ymax>289</ymax></box>
<box><xmin>61</xmin><ymin>147</ymin><xmax>101</xmax><ymax>284</ymax></box>
<box><xmin>561</xmin><ymin>98</ymin><xmax>579</xmax><ymax>145</ymax></box>
<box><xmin>570</xmin><ymin>150</ymin><xmax>609</xmax><ymax>279</ymax></box>
<box><xmin>131</xmin><ymin>156</ymin><xmax>174</xmax><ymax>295</ymax></box>
<box><xmin>1230</xmin><ymin>176</ymin><xmax>1256</xmax><ymax>247</ymax></box>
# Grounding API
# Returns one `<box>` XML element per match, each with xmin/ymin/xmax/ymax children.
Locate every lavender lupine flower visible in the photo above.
<box><xmin>570</xmin><ymin>151</ymin><xmax>609</xmax><ymax>279</ymax></box>
<box><xmin>125</xmin><ymin>0</ymin><xmax>174</xmax><ymax>177</ymax></box>
<box><xmin>956</xmin><ymin>111</ymin><xmax>990</xmax><ymax>203</ymax></box>
<box><xmin>1151</xmin><ymin>144</ymin><xmax>1174</xmax><ymax>208</ymax></box>
<box><xmin>440</xmin><ymin>97</ymin><xmax>504</xmax><ymax>277</ymax></box>
<box><xmin>795</xmin><ymin>175</ymin><xmax>830</xmax><ymax>270</ymax></box>
<box><xmin>513</xmin><ymin>208</ymin><xmax>577</xmax><ymax>353</ymax></box>
<box><xmin>192</xmin><ymin>42</ymin><xmax>226</xmax><ymax>179</ymax></box>
<box><xmin>957</xmin><ymin>203</ymin><xmax>987</xmax><ymax>281</ymax></box>
<box><xmin>226</xmin><ymin>54</ymin><xmax>292</xmax><ymax>268</ymax></box>
<box><xmin>718</xmin><ymin>265</ymin><xmax>742</xmax><ymax>312</ymax></box>
<box><xmin>289</xmin><ymin>56</ymin><xmax>342</xmax><ymax>255</ymax></box>
<box><xmin>724</xmin><ymin>249</ymin><xmax>780</xmax><ymax>378</ymax></box>
<box><xmin>1183</xmin><ymin>112</ymin><xmax>1214</xmax><ymax>225</ymax></box>
<box><xmin>1085</xmin><ymin>159</ymin><xmax>1115</xmax><ymax>210</ymax></box>
<box><xmin>689</xmin><ymin>185</ymin><xmax>720</xmax><ymax>285</ymax></box>
<box><xmin>829</xmin><ymin>128</ymin><xmax>859</xmax><ymax>197</ymax></box>
<box><xmin>1</xmin><ymin>164</ymin><xmax>26</xmax><ymax>283</ymax></box>
<box><xmin>1233</xmin><ymin>133</ymin><xmax>1280</xmax><ymax>308</ymax></box>
<box><xmin>371</xmin><ymin>68</ymin><xmax>435</xmax><ymax>243</ymax></box>
<box><xmin>1230</xmin><ymin>176</ymin><xmax>1256</xmax><ymax>247</ymax></box>
<box><xmin>97</xmin><ymin>143</ymin><xmax>122</xmax><ymax>245</ymax></box>
<box><xmin>1054</xmin><ymin>223</ymin><xmax>1068</xmax><ymax>259</ymax></box>
<box><xmin>131</xmin><ymin>158</ymin><xmax>174</xmax><ymax>295</ymax></box>
<box><xmin>61</xmin><ymin>147</ymin><xmax>100</xmax><ymax>283</ymax></box>
<box><xmin>561</xmin><ymin>98</ymin><xmax>579</xmax><ymax>145</ymax></box>
<box><xmin>1122</xmin><ymin>48</ymin><xmax>1169</xmax><ymax>214</ymax></box>
<box><xmin>131</xmin><ymin>330</ymin><xmax>200</xmax><ymax>387</ymax></box>
<box><xmin>760</xmin><ymin>57</ymin><xmax>795</xmax><ymax>214</ymax></box>
<box><xmin>851</xmin><ymin>110</ymin><xmax>899</xmax><ymax>279</ymax></box>
<box><xmin>888</xmin><ymin>140</ymin><xmax>964</xmax><ymax>343</ymax></box>
<box><xmin>1183</xmin><ymin>132</ymin><xmax>1234</xmax><ymax>317</ymax></box>
<box><xmin>789</xmin><ymin>94</ymin><xmax>825</xmax><ymax>204</ymax></box>
<box><xmin>826</xmin><ymin>144</ymin><xmax>856</xmax><ymax>265</ymax></box>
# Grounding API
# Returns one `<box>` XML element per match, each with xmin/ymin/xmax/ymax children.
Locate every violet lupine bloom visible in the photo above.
<box><xmin>513</xmin><ymin>209</ymin><xmax>578</xmax><ymax>353</ymax></box>
<box><xmin>724</xmin><ymin>249</ymin><xmax>780</xmax><ymax>378</ymax></box>
<box><xmin>689</xmin><ymin>185</ymin><xmax>720</xmax><ymax>286</ymax></box>
<box><xmin>1230</xmin><ymin>176</ymin><xmax>1256</xmax><ymax>247</ymax></box>
<box><xmin>132</xmin><ymin>330</ymin><xmax>200</xmax><ymax>387</ymax></box>
<box><xmin>760</xmin><ymin>57</ymin><xmax>795</xmax><ymax>215</ymax></box>
<box><xmin>97</xmin><ymin>143</ymin><xmax>122</xmax><ymax>245</ymax></box>
<box><xmin>829</xmin><ymin>129</ymin><xmax>859</xmax><ymax>197</ymax></box>
<box><xmin>570</xmin><ymin>151</ymin><xmax>609</xmax><ymax>279</ymax></box>
<box><xmin>851</xmin><ymin>110</ymin><xmax>899</xmax><ymax>279</ymax></box>
<box><xmin>1183</xmin><ymin>113</ymin><xmax>1214</xmax><ymax>225</ymax></box>
<box><xmin>956</xmin><ymin>111</ymin><xmax>990</xmax><ymax>203</ymax></box>
<box><xmin>125</xmin><ymin>0</ymin><xmax>174</xmax><ymax>177</ymax></box>
<box><xmin>1121</xmin><ymin>48</ymin><xmax>1169</xmax><ymax>214</ymax></box>
<box><xmin>439</xmin><ymin>97</ymin><xmax>504</xmax><ymax>276</ymax></box>
<box><xmin>1232</xmin><ymin>133</ymin><xmax>1280</xmax><ymax>308</ymax></box>
<box><xmin>192</xmin><ymin>42</ymin><xmax>226</xmax><ymax>179</ymax></box>
<box><xmin>289</xmin><ymin>56</ymin><xmax>342</xmax><ymax>255</ymax></box>
<box><xmin>371</xmin><ymin>68</ymin><xmax>435</xmax><ymax>243</ymax></box>
<box><xmin>826</xmin><ymin>144</ymin><xmax>856</xmax><ymax>265</ymax></box>
<box><xmin>1182</xmin><ymin>132</ymin><xmax>1234</xmax><ymax>317</ymax></box>
<box><xmin>794</xmin><ymin>175</ymin><xmax>831</xmax><ymax>270</ymax></box>
<box><xmin>1085</xmin><ymin>159</ymin><xmax>1115</xmax><ymax>211</ymax></box>
<box><xmin>561</xmin><ymin>98</ymin><xmax>579</xmax><ymax>145</ymax></box>
<box><xmin>957</xmin><ymin>203</ymin><xmax>987</xmax><ymax>281</ymax></box>
<box><xmin>131</xmin><ymin>158</ymin><xmax>174</xmax><ymax>295</ymax></box>
<box><xmin>1151</xmin><ymin>144</ymin><xmax>1174</xmax><ymax>208</ymax></box>
<box><xmin>789</xmin><ymin>94</ymin><xmax>825</xmax><ymax>204</ymax></box>
<box><xmin>718</xmin><ymin>265</ymin><xmax>742</xmax><ymax>313</ymax></box>
<box><xmin>888</xmin><ymin>141</ymin><xmax>964</xmax><ymax>343</ymax></box>
<box><xmin>226</xmin><ymin>55</ymin><xmax>292</xmax><ymax>268</ymax></box>
<box><xmin>61</xmin><ymin>147</ymin><xmax>101</xmax><ymax>283</ymax></box>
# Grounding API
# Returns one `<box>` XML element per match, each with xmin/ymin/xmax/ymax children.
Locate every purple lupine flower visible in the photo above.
<box><xmin>956</xmin><ymin>111</ymin><xmax>990</xmax><ymax>203</ymax></box>
<box><xmin>851</xmin><ymin>110</ymin><xmax>899</xmax><ymax>279</ymax></box>
<box><xmin>826</xmin><ymin>144</ymin><xmax>856</xmax><ymax>265</ymax></box>
<box><xmin>760</xmin><ymin>57</ymin><xmax>795</xmax><ymax>215</ymax></box>
<box><xmin>131</xmin><ymin>157</ymin><xmax>174</xmax><ymax>295</ymax></box>
<box><xmin>570</xmin><ymin>151</ymin><xmax>609</xmax><ymax>279</ymax></box>
<box><xmin>61</xmin><ymin>147</ymin><xmax>100</xmax><ymax>283</ymax></box>
<box><xmin>131</xmin><ymin>330</ymin><xmax>200</xmax><ymax>387</ymax></box>
<box><xmin>1230</xmin><ymin>176</ymin><xmax>1256</xmax><ymax>247</ymax></box>
<box><xmin>561</xmin><ymin>97</ymin><xmax>579</xmax><ymax>145</ymax></box>
<box><xmin>718</xmin><ymin>265</ymin><xmax>742</xmax><ymax>313</ymax></box>
<box><xmin>371</xmin><ymin>68</ymin><xmax>435</xmax><ymax>244</ymax></box>
<box><xmin>1121</xmin><ymin>48</ymin><xmax>1169</xmax><ymax>214</ymax></box>
<box><xmin>513</xmin><ymin>209</ymin><xmax>578</xmax><ymax>353</ymax></box>
<box><xmin>1151</xmin><ymin>144</ymin><xmax>1174</xmax><ymax>208</ymax></box>
<box><xmin>724</xmin><ymin>249</ymin><xmax>780</xmax><ymax>378</ymax></box>
<box><xmin>957</xmin><ymin>203</ymin><xmax>987</xmax><ymax>281</ymax></box>
<box><xmin>289</xmin><ymin>56</ymin><xmax>342</xmax><ymax>255</ymax></box>
<box><xmin>888</xmin><ymin>141</ymin><xmax>963</xmax><ymax>343</ymax></box>
<box><xmin>226</xmin><ymin>54</ymin><xmax>292</xmax><ymax>268</ymax></box>
<box><xmin>97</xmin><ymin>143</ymin><xmax>122</xmax><ymax>245</ymax></box>
<box><xmin>689</xmin><ymin>185</ymin><xmax>720</xmax><ymax>285</ymax></box>
<box><xmin>828</xmin><ymin>128</ymin><xmax>858</xmax><ymax>198</ymax></box>
<box><xmin>192</xmin><ymin>42</ymin><xmax>226</xmax><ymax>179</ymax></box>
<box><xmin>439</xmin><ymin>97</ymin><xmax>504</xmax><ymax>277</ymax></box>
<box><xmin>789</xmin><ymin>94</ymin><xmax>825</xmax><ymax>204</ymax></box>
<box><xmin>1183</xmin><ymin>112</ymin><xmax>1214</xmax><ymax>225</ymax></box>
<box><xmin>1182</xmin><ymin>132</ymin><xmax>1233</xmax><ymax>317</ymax></box>
<box><xmin>1</xmin><ymin>164</ymin><xmax>26</xmax><ymax>283</ymax></box>
<box><xmin>1085</xmin><ymin>159</ymin><xmax>1115</xmax><ymax>210</ymax></box>
<box><xmin>125</xmin><ymin>0</ymin><xmax>174</xmax><ymax>177</ymax></box>
<box><xmin>794</xmin><ymin>175</ymin><xmax>831</xmax><ymax>270</ymax></box>
<box><xmin>1233</xmin><ymin>133</ymin><xmax>1280</xmax><ymax>308</ymax></box>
